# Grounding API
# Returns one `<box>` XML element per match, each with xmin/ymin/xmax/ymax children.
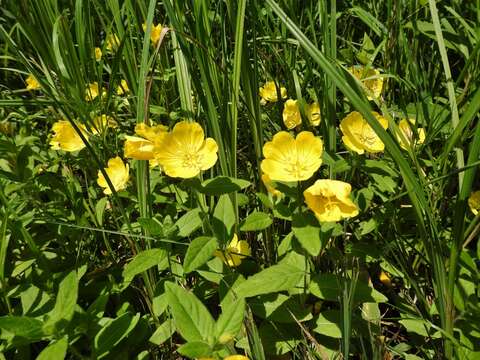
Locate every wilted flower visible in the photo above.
<box><xmin>116</xmin><ymin>79</ymin><xmax>129</xmax><ymax>95</ymax></box>
<box><xmin>124</xmin><ymin>123</ymin><xmax>168</xmax><ymax>165</ymax></box>
<box><xmin>396</xmin><ymin>118</ymin><xmax>426</xmax><ymax>150</ymax></box>
<box><xmin>304</xmin><ymin>179</ymin><xmax>359</xmax><ymax>222</ymax></box>
<box><xmin>214</xmin><ymin>234</ymin><xmax>251</xmax><ymax>267</ymax></box>
<box><xmin>97</xmin><ymin>156</ymin><xmax>130</xmax><ymax>195</ymax></box>
<box><xmin>282</xmin><ymin>99</ymin><xmax>302</xmax><ymax>129</ymax></box>
<box><xmin>307</xmin><ymin>102</ymin><xmax>321</xmax><ymax>126</ymax></box>
<box><xmin>142</xmin><ymin>22</ymin><xmax>163</xmax><ymax>46</ymax></box>
<box><xmin>155</xmin><ymin>121</ymin><xmax>218</xmax><ymax>178</ymax></box>
<box><xmin>106</xmin><ymin>34</ymin><xmax>120</xmax><ymax>52</ymax></box>
<box><xmin>261</xmin><ymin>131</ymin><xmax>323</xmax><ymax>182</ymax></box>
<box><xmin>50</xmin><ymin>120</ymin><xmax>88</xmax><ymax>152</ymax></box>
<box><xmin>468</xmin><ymin>191</ymin><xmax>480</xmax><ymax>215</ymax></box>
<box><xmin>259</xmin><ymin>81</ymin><xmax>287</xmax><ymax>104</ymax></box>
<box><xmin>261</xmin><ymin>173</ymin><xmax>282</xmax><ymax>197</ymax></box>
<box><xmin>94</xmin><ymin>47</ymin><xmax>102</xmax><ymax>61</ymax></box>
<box><xmin>25</xmin><ymin>74</ymin><xmax>41</xmax><ymax>90</ymax></box>
<box><xmin>340</xmin><ymin>111</ymin><xmax>388</xmax><ymax>154</ymax></box>
<box><xmin>90</xmin><ymin>114</ymin><xmax>117</xmax><ymax>134</ymax></box>
<box><xmin>348</xmin><ymin>65</ymin><xmax>383</xmax><ymax>100</ymax></box>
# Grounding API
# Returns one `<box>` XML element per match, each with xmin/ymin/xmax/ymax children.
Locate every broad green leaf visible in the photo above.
<box><xmin>149</xmin><ymin>319</ymin><xmax>175</xmax><ymax>345</ymax></box>
<box><xmin>313</xmin><ymin>311</ymin><xmax>342</xmax><ymax>338</ymax></box>
<box><xmin>183</xmin><ymin>236</ymin><xmax>217</xmax><ymax>274</ymax></box>
<box><xmin>138</xmin><ymin>217</ymin><xmax>164</xmax><ymax>236</ymax></box>
<box><xmin>292</xmin><ymin>212</ymin><xmax>323</xmax><ymax>256</ymax></box>
<box><xmin>215</xmin><ymin>297</ymin><xmax>245</xmax><ymax>342</ymax></box>
<box><xmin>94</xmin><ymin>313</ymin><xmax>140</xmax><ymax>359</ymax></box>
<box><xmin>175</xmin><ymin>208</ymin><xmax>203</xmax><ymax>237</ymax></box>
<box><xmin>36</xmin><ymin>336</ymin><xmax>68</xmax><ymax>360</ymax></box>
<box><xmin>235</xmin><ymin>253</ymin><xmax>304</xmax><ymax>298</ymax></box>
<box><xmin>0</xmin><ymin>316</ymin><xmax>44</xmax><ymax>340</ymax></box>
<box><xmin>240</xmin><ymin>211</ymin><xmax>272</xmax><ymax>232</ymax></box>
<box><xmin>44</xmin><ymin>270</ymin><xmax>78</xmax><ymax>332</ymax></box>
<box><xmin>259</xmin><ymin>322</ymin><xmax>302</xmax><ymax>356</ymax></box>
<box><xmin>164</xmin><ymin>282</ymin><xmax>215</xmax><ymax>342</ymax></box>
<box><xmin>177</xmin><ymin>341</ymin><xmax>212</xmax><ymax>358</ymax></box>
<box><xmin>309</xmin><ymin>274</ymin><xmax>387</xmax><ymax>303</ymax></box>
<box><xmin>399</xmin><ymin>318</ymin><xmax>440</xmax><ymax>338</ymax></box>
<box><xmin>122</xmin><ymin>248</ymin><xmax>168</xmax><ymax>284</ymax></box>
<box><xmin>212</xmin><ymin>195</ymin><xmax>235</xmax><ymax>244</ymax></box>
<box><xmin>200</xmin><ymin>176</ymin><xmax>251</xmax><ymax>195</ymax></box>
<box><xmin>250</xmin><ymin>294</ymin><xmax>312</xmax><ymax>323</ymax></box>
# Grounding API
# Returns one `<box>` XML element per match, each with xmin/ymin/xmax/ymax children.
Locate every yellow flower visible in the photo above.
<box><xmin>282</xmin><ymin>99</ymin><xmax>302</xmax><ymax>129</ymax></box>
<box><xmin>304</xmin><ymin>179</ymin><xmax>359</xmax><ymax>222</ymax></box>
<box><xmin>214</xmin><ymin>234</ymin><xmax>251</xmax><ymax>267</ymax></box>
<box><xmin>348</xmin><ymin>65</ymin><xmax>383</xmax><ymax>100</ymax></box>
<box><xmin>90</xmin><ymin>114</ymin><xmax>117</xmax><ymax>134</ymax></box>
<box><xmin>261</xmin><ymin>131</ymin><xmax>323</xmax><ymax>182</ymax></box>
<box><xmin>123</xmin><ymin>123</ymin><xmax>168</xmax><ymax>166</ymax></box>
<box><xmin>143</xmin><ymin>23</ymin><xmax>163</xmax><ymax>46</ymax></box>
<box><xmin>50</xmin><ymin>120</ymin><xmax>88</xmax><ymax>152</ymax></box>
<box><xmin>259</xmin><ymin>81</ymin><xmax>287</xmax><ymax>104</ymax></box>
<box><xmin>85</xmin><ymin>82</ymin><xmax>106</xmax><ymax>101</ymax></box>
<box><xmin>116</xmin><ymin>79</ymin><xmax>129</xmax><ymax>95</ymax></box>
<box><xmin>340</xmin><ymin>111</ymin><xmax>388</xmax><ymax>154</ymax></box>
<box><xmin>468</xmin><ymin>190</ymin><xmax>480</xmax><ymax>215</ymax></box>
<box><xmin>224</xmin><ymin>356</ymin><xmax>249</xmax><ymax>360</ymax></box>
<box><xmin>155</xmin><ymin>121</ymin><xmax>218</xmax><ymax>178</ymax></box>
<box><xmin>94</xmin><ymin>47</ymin><xmax>102</xmax><ymax>61</ymax></box>
<box><xmin>379</xmin><ymin>271</ymin><xmax>392</xmax><ymax>287</ymax></box>
<box><xmin>396</xmin><ymin>118</ymin><xmax>426</xmax><ymax>150</ymax></box>
<box><xmin>25</xmin><ymin>74</ymin><xmax>41</xmax><ymax>90</ymax></box>
<box><xmin>106</xmin><ymin>34</ymin><xmax>120</xmax><ymax>52</ymax></box>
<box><xmin>307</xmin><ymin>102</ymin><xmax>321</xmax><ymax>126</ymax></box>
<box><xmin>261</xmin><ymin>173</ymin><xmax>282</xmax><ymax>197</ymax></box>
<box><xmin>97</xmin><ymin>156</ymin><xmax>130</xmax><ymax>195</ymax></box>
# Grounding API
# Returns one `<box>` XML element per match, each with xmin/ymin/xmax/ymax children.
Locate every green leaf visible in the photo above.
<box><xmin>240</xmin><ymin>211</ymin><xmax>272</xmax><ymax>232</ymax></box>
<box><xmin>138</xmin><ymin>217</ymin><xmax>164</xmax><ymax>236</ymax></box>
<box><xmin>164</xmin><ymin>282</ymin><xmax>215</xmax><ymax>342</ymax></box>
<box><xmin>309</xmin><ymin>274</ymin><xmax>387</xmax><ymax>303</ymax></box>
<box><xmin>313</xmin><ymin>310</ymin><xmax>342</xmax><ymax>338</ymax></box>
<box><xmin>175</xmin><ymin>208</ymin><xmax>203</xmax><ymax>238</ymax></box>
<box><xmin>36</xmin><ymin>336</ymin><xmax>68</xmax><ymax>360</ymax></box>
<box><xmin>0</xmin><ymin>316</ymin><xmax>44</xmax><ymax>340</ymax></box>
<box><xmin>44</xmin><ymin>270</ymin><xmax>78</xmax><ymax>332</ymax></box>
<box><xmin>122</xmin><ymin>248</ymin><xmax>168</xmax><ymax>284</ymax></box>
<box><xmin>212</xmin><ymin>195</ymin><xmax>236</xmax><ymax>243</ymax></box>
<box><xmin>183</xmin><ymin>236</ymin><xmax>218</xmax><ymax>273</ymax></box>
<box><xmin>94</xmin><ymin>313</ymin><xmax>140</xmax><ymax>359</ymax></box>
<box><xmin>399</xmin><ymin>318</ymin><xmax>440</xmax><ymax>338</ymax></box>
<box><xmin>250</xmin><ymin>294</ymin><xmax>312</xmax><ymax>323</ymax></box>
<box><xmin>235</xmin><ymin>253</ymin><xmax>305</xmax><ymax>298</ymax></box>
<box><xmin>177</xmin><ymin>341</ymin><xmax>212</xmax><ymax>358</ymax></box>
<box><xmin>149</xmin><ymin>319</ymin><xmax>175</xmax><ymax>345</ymax></box>
<box><xmin>215</xmin><ymin>297</ymin><xmax>245</xmax><ymax>342</ymax></box>
<box><xmin>292</xmin><ymin>212</ymin><xmax>323</xmax><ymax>256</ymax></box>
<box><xmin>200</xmin><ymin>176</ymin><xmax>251</xmax><ymax>195</ymax></box>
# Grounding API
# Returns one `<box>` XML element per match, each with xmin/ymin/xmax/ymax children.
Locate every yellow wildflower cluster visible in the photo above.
<box><xmin>142</xmin><ymin>22</ymin><xmax>164</xmax><ymax>46</ymax></box>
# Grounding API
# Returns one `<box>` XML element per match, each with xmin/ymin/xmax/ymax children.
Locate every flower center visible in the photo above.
<box><xmin>285</xmin><ymin>161</ymin><xmax>309</xmax><ymax>179</ymax></box>
<box><xmin>182</xmin><ymin>152</ymin><xmax>202</xmax><ymax>169</ymax></box>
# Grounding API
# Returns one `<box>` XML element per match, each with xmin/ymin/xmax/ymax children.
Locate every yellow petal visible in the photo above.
<box><xmin>308</xmin><ymin>102</ymin><xmax>321</xmax><ymax>126</ymax></box>
<box><xmin>135</xmin><ymin>123</ymin><xmax>168</xmax><ymax>143</ymax></box>
<box><xmin>97</xmin><ymin>156</ymin><xmax>129</xmax><ymax>195</ymax></box>
<box><xmin>282</xmin><ymin>99</ymin><xmax>302</xmax><ymax>129</ymax></box>
<box><xmin>25</xmin><ymin>74</ymin><xmax>41</xmax><ymax>90</ymax></box>
<box><xmin>224</xmin><ymin>356</ymin><xmax>249</xmax><ymax>360</ymax></box>
<box><xmin>116</xmin><ymin>79</ymin><xmax>129</xmax><ymax>95</ymax></box>
<box><xmin>50</xmin><ymin>120</ymin><xmax>87</xmax><ymax>152</ymax></box>
<box><xmin>94</xmin><ymin>47</ymin><xmax>102</xmax><ymax>61</ymax></box>
<box><xmin>124</xmin><ymin>135</ymin><xmax>155</xmax><ymax>160</ymax></box>
<box><xmin>259</xmin><ymin>81</ymin><xmax>287</xmax><ymax>103</ymax></box>
<box><xmin>468</xmin><ymin>190</ymin><xmax>480</xmax><ymax>216</ymax></box>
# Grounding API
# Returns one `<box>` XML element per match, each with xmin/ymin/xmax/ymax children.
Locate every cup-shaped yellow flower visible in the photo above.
<box><xmin>340</xmin><ymin>111</ymin><xmax>388</xmax><ymax>154</ymax></box>
<box><xmin>154</xmin><ymin>121</ymin><xmax>218</xmax><ymax>178</ymax></box>
<box><xmin>261</xmin><ymin>173</ymin><xmax>282</xmax><ymax>197</ymax></box>
<box><xmin>282</xmin><ymin>99</ymin><xmax>302</xmax><ymax>129</ymax></box>
<box><xmin>106</xmin><ymin>34</ymin><xmax>120</xmax><ymax>52</ymax></box>
<box><xmin>25</xmin><ymin>74</ymin><xmax>41</xmax><ymax>90</ymax></box>
<box><xmin>348</xmin><ymin>65</ymin><xmax>383</xmax><ymax>100</ymax></box>
<box><xmin>94</xmin><ymin>47</ymin><xmax>102</xmax><ymax>61</ymax></box>
<box><xmin>124</xmin><ymin>123</ymin><xmax>168</xmax><ymax>165</ymax></box>
<box><xmin>304</xmin><ymin>179</ymin><xmax>359</xmax><ymax>222</ymax></box>
<box><xmin>85</xmin><ymin>82</ymin><xmax>105</xmax><ymax>102</ymax></box>
<box><xmin>50</xmin><ymin>120</ymin><xmax>88</xmax><ymax>152</ymax></box>
<box><xmin>468</xmin><ymin>190</ymin><xmax>480</xmax><ymax>215</ymax></box>
<box><xmin>259</xmin><ymin>81</ymin><xmax>287</xmax><ymax>104</ymax></box>
<box><xmin>90</xmin><ymin>115</ymin><xmax>117</xmax><ymax>135</ymax></box>
<box><xmin>396</xmin><ymin>118</ymin><xmax>426</xmax><ymax>150</ymax></box>
<box><xmin>143</xmin><ymin>23</ymin><xmax>163</xmax><ymax>46</ymax></box>
<box><xmin>261</xmin><ymin>131</ymin><xmax>323</xmax><ymax>182</ymax></box>
<box><xmin>214</xmin><ymin>234</ymin><xmax>251</xmax><ymax>267</ymax></box>
<box><xmin>116</xmin><ymin>79</ymin><xmax>129</xmax><ymax>95</ymax></box>
<box><xmin>97</xmin><ymin>156</ymin><xmax>130</xmax><ymax>195</ymax></box>
<box><xmin>307</xmin><ymin>102</ymin><xmax>321</xmax><ymax>126</ymax></box>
